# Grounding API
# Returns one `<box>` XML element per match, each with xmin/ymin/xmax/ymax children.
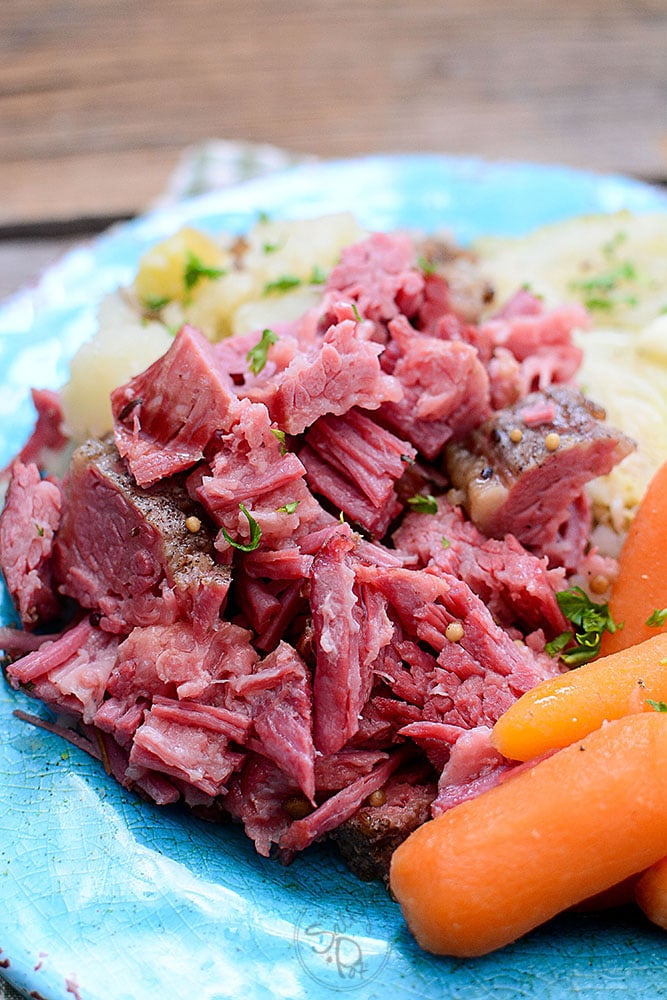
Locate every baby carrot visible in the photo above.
<box><xmin>635</xmin><ymin>856</ymin><xmax>667</xmax><ymax>931</ymax></box>
<box><xmin>491</xmin><ymin>632</ymin><xmax>667</xmax><ymax>762</ymax></box>
<box><xmin>600</xmin><ymin>459</ymin><xmax>667</xmax><ymax>656</ymax></box>
<box><xmin>390</xmin><ymin>713</ymin><xmax>667</xmax><ymax>957</ymax></box>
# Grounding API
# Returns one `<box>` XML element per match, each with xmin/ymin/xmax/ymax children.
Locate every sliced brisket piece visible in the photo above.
<box><xmin>192</xmin><ymin>396</ymin><xmax>309</xmax><ymax>550</ymax></box>
<box><xmin>309</xmin><ymin>524</ymin><xmax>368</xmax><ymax>755</ymax></box>
<box><xmin>225</xmin><ymin>752</ymin><xmax>299</xmax><ymax>857</ymax></box>
<box><xmin>305</xmin><ymin>409</ymin><xmax>415</xmax><ymax>508</ymax></box>
<box><xmin>445</xmin><ymin>386</ymin><xmax>635</xmax><ymax>569</ymax></box>
<box><xmin>106</xmin><ymin>619</ymin><xmax>258</xmax><ymax>706</ymax></box>
<box><xmin>481</xmin><ymin>301</ymin><xmax>590</xmax><ymax>394</ymax></box>
<box><xmin>299</xmin><ymin>444</ymin><xmax>403</xmax><ymax>537</ymax></box>
<box><xmin>111</xmin><ymin>324</ymin><xmax>241</xmax><ymax>488</ymax></box>
<box><xmin>53</xmin><ymin>437</ymin><xmax>231</xmax><ymax>633</ymax></box>
<box><xmin>431</xmin><ymin>724</ymin><xmax>511</xmax><ymax>816</ymax></box>
<box><xmin>393</xmin><ymin>499</ymin><xmax>567</xmax><ymax>636</ymax></box>
<box><xmin>331</xmin><ymin>771</ymin><xmax>437</xmax><ymax>884</ymax></box>
<box><xmin>379</xmin><ymin>315</ymin><xmax>491</xmax><ymax>460</ymax></box>
<box><xmin>6</xmin><ymin>617</ymin><xmax>120</xmax><ymax>723</ymax></box>
<box><xmin>128</xmin><ymin>695</ymin><xmax>247</xmax><ymax>797</ymax></box>
<box><xmin>300</xmin><ymin>408</ymin><xmax>414</xmax><ymax>536</ymax></box>
<box><xmin>226</xmin><ymin>640</ymin><xmax>315</xmax><ymax>802</ymax></box>
<box><xmin>259</xmin><ymin>317</ymin><xmax>402</xmax><ymax>436</ymax></box>
<box><xmin>325</xmin><ymin>232</ymin><xmax>425</xmax><ymax>323</ymax></box>
<box><xmin>0</xmin><ymin>460</ymin><xmax>63</xmax><ymax>627</ymax></box>
<box><xmin>279</xmin><ymin>747</ymin><xmax>412</xmax><ymax>853</ymax></box>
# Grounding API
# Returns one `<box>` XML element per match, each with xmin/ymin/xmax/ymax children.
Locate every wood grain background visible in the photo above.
<box><xmin>1</xmin><ymin>0</ymin><xmax>666</xmax><ymax>295</ymax></box>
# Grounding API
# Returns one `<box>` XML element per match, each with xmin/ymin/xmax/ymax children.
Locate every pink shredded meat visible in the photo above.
<box><xmin>0</xmin><ymin>228</ymin><xmax>636</xmax><ymax>881</ymax></box>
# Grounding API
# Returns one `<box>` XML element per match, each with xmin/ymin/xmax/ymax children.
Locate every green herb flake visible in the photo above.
<box><xmin>407</xmin><ymin>494</ymin><xmax>438</xmax><ymax>515</ymax></box>
<box><xmin>277</xmin><ymin>500</ymin><xmax>300</xmax><ymax>515</ymax></box>
<box><xmin>309</xmin><ymin>265</ymin><xmax>327</xmax><ymax>285</ymax></box>
<box><xmin>350</xmin><ymin>302</ymin><xmax>363</xmax><ymax>323</ymax></box>
<box><xmin>262</xmin><ymin>241</ymin><xmax>282</xmax><ymax>254</ymax></box>
<box><xmin>570</xmin><ymin>235</ymin><xmax>640</xmax><ymax>313</ymax></box>
<box><xmin>417</xmin><ymin>255</ymin><xmax>438</xmax><ymax>276</ymax></box>
<box><xmin>263</xmin><ymin>275</ymin><xmax>303</xmax><ymax>296</ymax></box>
<box><xmin>270</xmin><ymin>427</ymin><xmax>287</xmax><ymax>454</ymax></box>
<box><xmin>143</xmin><ymin>295</ymin><xmax>171</xmax><ymax>312</ymax></box>
<box><xmin>183</xmin><ymin>251</ymin><xmax>227</xmax><ymax>292</ymax></box>
<box><xmin>646</xmin><ymin>699</ymin><xmax>667</xmax><ymax>713</ymax></box>
<box><xmin>220</xmin><ymin>503</ymin><xmax>262</xmax><ymax>552</ymax></box>
<box><xmin>549</xmin><ymin>586</ymin><xmax>620</xmax><ymax>666</ymax></box>
<box><xmin>646</xmin><ymin>608</ymin><xmax>667</xmax><ymax>627</ymax></box>
<box><xmin>246</xmin><ymin>328</ymin><xmax>279</xmax><ymax>375</ymax></box>
<box><xmin>35</xmin><ymin>523</ymin><xmax>45</xmax><ymax>538</ymax></box>
<box><xmin>441</xmin><ymin>537</ymin><xmax>451</xmax><ymax>550</ymax></box>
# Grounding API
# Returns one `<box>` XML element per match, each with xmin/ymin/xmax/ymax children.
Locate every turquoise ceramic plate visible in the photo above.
<box><xmin>1</xmin><ymin>155</ymin><xmax>667</xmax><ymax>1000</ymax></box>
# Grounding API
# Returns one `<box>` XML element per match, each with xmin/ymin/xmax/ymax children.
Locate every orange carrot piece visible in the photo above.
<box><xmin>491</xmin><ymin>633</ymin><xmax>667</xmax><ymax>761</ymax></box>
<box><xmin>636</xmin><ymin>856</ymin><xmax>667</xmax><ymax>930</ymax></box>
<box><xmin>600</xmin><ymin>459</ymin><xmax>667</xmax><ymax>656</ymax></box>
<box><xmin>390</xmin><ymin>713</ymin><xmax>667</xmax><ymax>957</ymax></box>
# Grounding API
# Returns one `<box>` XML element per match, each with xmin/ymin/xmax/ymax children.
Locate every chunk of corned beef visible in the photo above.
<box><xmin>379</xmin><ymin>315</ymin><xmax>490</xmax><ymax>459</ymax></box>
<box><xmin>225</xmin><ymin>641</ymin><xmax>315</xmax><ymax>801</ymax></box>
<box><xmin>191</xmin><ymin>397</ymin><xmax>309</xmax><ymax>551</ymax></box>
<box><xmin>325</xmin><ymin>232</ymin><xmax>425</xmax><ymax>323</ymax></box>
<box><xmin>331</xmin><ymin>768</ymin><xmax>437</xmax><ymax>883</ymax></box>
<box><xmin>0</xmin><ymin>461</ymin><xmax>62</xmax><ymax>627</ymax></box>
<box><xmin>299</xmin><ymin>409</ymin><xmax>414</xmax><ymax>536</ymax></box>
<box><xmin>257</xmin><ymin>318</ymin><xmax>402</xmax><ymax>436</ymax></box>
<box><xmin>279</xmin><ymin>747</ymin><xmax>412</xmax><ymax>853</ymax></box>
<box><xmin>481</xmin><ymin>301</ymin><xmax>590</xmax><ymax>394</ymax></box>
<box><xmin>111</xmin><ymin>325</ymin><xmax>241</xmax><ymax>487</ymax></box>
<box><xmin>416</xmin><ymin>238</ymin><xmax>496</xmax><ymax>325</ymax></box>
<box><xmin>392</xmin><ymin>499</ymin><xmax>567</xmax><ymax>636</ymax></box>
<box><xmin>225</xmin><ymin>753</ymin><xmax>299</xmax><ymax>857</ymax></box>
<box><xmin>105</xmin><ymin>619</ymin><xmax>258</xmax><ymax>707</ymax></box>
<box><xmin>128</xmin><ymin>695</ymin><xmax>249</xmax><ymax>797</ymax></box>
<box><xmin>431</xmin><ymin>725</ymin><xmax>512</xmax><ymax>816</ymax></box>
<box><xmin>53</xmin><ymin>437</ymin><xmax>231</xmax><ymax>633</ymax></box>
<box><xmin>310</xmin><ymin>525</ymin><xmax>393</xmax><ymax>755</ymax></box>
<box><xmin>310</xmin><ymin>525</ymin><xmax>365</xmax><ymax>755</ymax></box>
<box><xmin>234</xmin><ymin>575</ymin><xmax>305</xmax><ymax>652</ymax></box>
<box><xmin>6</xmin><ymin>617</ymin><xmax>120</xmax><ymax>724</ymax></box>
<box><xmin>1</xmin><ymin>388</ymin><xmax>69</xmax><ymax>477</ymax></box>
<box><xmin>299</xmin><ymin>444</ymin><xmax>403</xmax><ymax>537</ymax></box>
<box><xmin>445</xmin><ymin>386</ymin><xmax>635</xmax><ymax>569</ymax></box>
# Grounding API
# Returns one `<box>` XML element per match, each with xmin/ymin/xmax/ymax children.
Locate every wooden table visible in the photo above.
<box><xmin>2</xmin><ymin>0</ymin><xmax>666</xmax><ymax>300</ymax></box>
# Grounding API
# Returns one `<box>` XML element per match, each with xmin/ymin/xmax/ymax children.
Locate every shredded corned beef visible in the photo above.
<box><xmin>0</xmin><ymin>228</ymin><xmax>635</xmax><ymax>882</ymax></box>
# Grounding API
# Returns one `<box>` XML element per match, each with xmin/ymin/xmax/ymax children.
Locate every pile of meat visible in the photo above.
<box><xmin>0</xmin><ymin>232</ymin><xmax>633</xmax><ymax>881</ymax></box>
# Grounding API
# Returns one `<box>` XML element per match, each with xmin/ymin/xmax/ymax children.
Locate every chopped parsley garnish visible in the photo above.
<box><xmin>263</xmin><ymin>275</ymin><xmax>303</xmax><ymax>295</ymax></box>
<box><xmin>545</xmin><ymin>586</ymin><xmax>620</xmax><ymax>666</ymax></box>
<box><xmin>309</xmin><ymin>265</ymin><xmax>327</xmax><ymax>285</ymax></box>
<box><xmin>35</xmin><ymin>523</ymin><xmax>45</xmax><ymax>538</ymax></box>
<box><xmin>262</xmin><ymin>241</ymin><xmax>282</xmax><ymax>254</ymax></box>
<box><xmin>246</xmin><ymin>328</ymin><xmax>278</xmax><ymax>375</ymax></box>
<box><xmin>270</xmin><ymin>427</ymin><xmax>287</xmax><ymax>454</ymax></box>
<box><xmin>220</xmin><ymin>503</ymin><xmax>262</xmax><ymax>552</ymax></box>
<box><xmin>143</xmin><ymin>295</ymin><xmax>171</xmax><ymax>312</ymax></box>
<box><xmin>407</xmin><ymin>494</ymin><xmax>438</xmax><ymax>515</ymax></box>
<box><xmin>646</xmin><ymin>608</ymin><xmax>667</xmax><ymax>627</ymax></box>
<box><xmin>441</xmin><ymin>536</ymin><xmax>451</xmax><ymax>549</ymax></box>
<box><xmin>646</xmin><ymin>699</ymin><xmax>667</xmax><ymax>713</ymax></box>
<box><xmin>570</xmin><ymin>232</ymin><xmax>640</xmax><ymax>312</ymax></box>
<box><xmin>351</xmin><ymin>302</ymin><xmax>362</xmax><ymax>322</ymax></box>
<box><xmin>277</xmin><ymin>501</ymin><xmax>300</xmax><ymax>514</ymax></box>
<box><xmin>183</xmin><ymin>251</ymin><xmax>227</xmax><ymax>292</ymax></box>
<box><xmin>417</xmin><ymin>255</ymin><xmax>438</xmax><ymax>276</ymax></box>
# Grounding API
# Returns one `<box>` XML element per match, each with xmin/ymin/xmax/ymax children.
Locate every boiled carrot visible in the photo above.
<box><xmin>600</xmin><ymin>459</ymin><xmax>667</xmax><ymax>656</ymax></box>
<box><xmin>491</xmin><ymin>632</ymin><xmax>667</xmax><ymax>761</ymax></box>
<box><xmin>390</xmin><ymin>713</ymin><xmax>667</xmax><ymax>957</ymax></box>
<box><xmin>635</xmin><ymin>857</ymin><xmax>667</xmax><ymax>931</ymax></box>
